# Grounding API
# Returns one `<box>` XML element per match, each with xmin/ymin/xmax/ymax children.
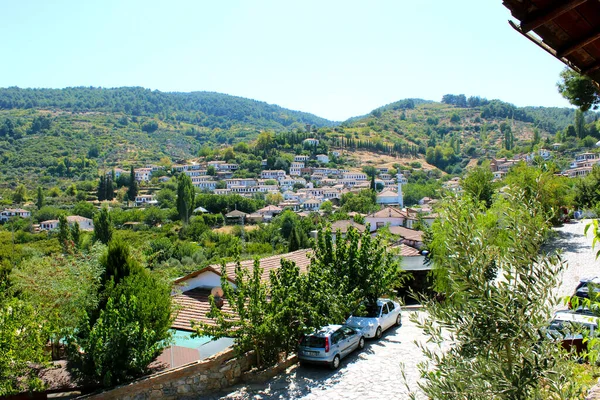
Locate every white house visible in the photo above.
<box><xmin>67</xmin><ymin>215</ymin><xmax>94</xmax><ymax>231</ymax></box>
<box><xmin>290</xmin><ymin>162</ymin><xmax>304</xmax><ymax>176</ymax></box>
<box><xmin>261</xmin><ymin>170</ymin><xmax>286</xmax><ymax>179</ymax></box>
<box><xmin>364</xmin><ymin>206</ymin><xmax>407</xmax><ymax>232</ymax></box>
<box><xmin>134</xmin><ymin>168</ymin><xmax>153</xmax><ymax>182</ymax></box>
<box><xmin>376</xmin><ymin>189</ymin><xmax>399</xmax><ymax>206</ymax></box>
<box><xmin>39</xmin><ymin>219</ymin><xmax>59</xmax><ymax>231</ymax></box>
<box><xmin>316</xmin><ymin>154</ymin><xmax>329</xmax><ymax>164</ymax></box>
<box><xmin>294</xmin><ymin>155</ymin><xmax>310</xmax><ymax>162</ymax></box>
<box><xmin>303</xmin><ymin>138</ymin><xmax>319</xmax><ymax>146</ymax></box>
<box><xmin>0</xmin><ymin>208</ymin><xmax>31</xmax><ymax>222</ymax></box>
<box><xmin>135</xmin><ymin>195</ymin><xmax>158</xmax><ymax>207</ymax></box>
<box><xmin>39</xmin><ymin>215</ymin><xmax>94</xmax><ymax>231</ymax></box>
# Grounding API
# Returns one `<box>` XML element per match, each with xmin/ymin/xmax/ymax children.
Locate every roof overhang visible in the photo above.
<box><xmin>503</xmin><ymin>0</ymin><xmax>600</xmax><ymax>87</ymax></box>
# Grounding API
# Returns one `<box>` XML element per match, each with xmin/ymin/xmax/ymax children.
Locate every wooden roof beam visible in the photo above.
<box><xmin>582</xmin><ymin>60</ymin><xmax>600</xmax><ymax>75</ymax></box>
<box><xmin>520</xmin><ymin>0</ymin><xmax>589</xmax><ymax>33</ymax></box>
<box><xmin>558</xmin><ymin>30</ymin><xmax>600</xmax><ymax>58</ymax></box>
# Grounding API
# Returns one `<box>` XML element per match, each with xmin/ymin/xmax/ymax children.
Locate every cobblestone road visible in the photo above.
<box><xmin>212</xmin><ymin>220</ymin><xmax>600</xmax><ymax>400</ymax></box>
<box><xmin>552</xmin><ymin>220</ymin><xmax>599</xmax><ymax>301</ymax></box>
<box><xmin>214</xmin><ymin>310</ymin><xmax>428</xmax><ymax>400</ymax></box>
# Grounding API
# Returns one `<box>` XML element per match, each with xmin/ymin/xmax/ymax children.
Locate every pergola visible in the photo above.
<box><xmin>503</xmin><ymin>0</ymin><xmax>600</xmax><ymax>87</ymax></box>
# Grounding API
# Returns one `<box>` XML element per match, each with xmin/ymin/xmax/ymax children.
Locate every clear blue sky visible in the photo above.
<box><xmin>0</xmin><ymin>0</ymin><xmax>571</xmax><ymax>121</ymax></box>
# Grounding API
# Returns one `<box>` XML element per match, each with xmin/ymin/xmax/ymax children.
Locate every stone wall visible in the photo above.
<box><xmin>84</xmin><ymin>347</ymin><xmax>256</xmax><ymax>400</ymax></box>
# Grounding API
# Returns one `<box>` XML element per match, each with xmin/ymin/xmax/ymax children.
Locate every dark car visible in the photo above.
<box><xmin>569</xmin><ymin>277</ymin><xmax>600</xmax><ymax>309</ymax></box>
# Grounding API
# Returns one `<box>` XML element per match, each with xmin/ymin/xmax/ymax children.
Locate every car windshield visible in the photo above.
<box><xmin>548</xmin><ymin>319</ymin><xmax>594</xmax><ymax>339</ymax></box>
<box><xmin>301</xmin><ymin>335</ymin><xmax>326</xmax><ymax>348</ymax></box>
<box><xmin>354</xmin><ymin>304</ymin><xmax>380</xmax><ymax>318</ymax></box>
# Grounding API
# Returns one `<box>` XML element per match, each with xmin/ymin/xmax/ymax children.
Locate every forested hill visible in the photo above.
<box><xmin>0</xmin><ymin>87</ymin><xmax>335</xmax><ymax>131</ymax></box>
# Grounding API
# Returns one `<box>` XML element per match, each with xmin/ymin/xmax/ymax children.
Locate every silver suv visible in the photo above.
<box><xmin>298</xmin><ymin>325</ymin><xmax>365</xmax><ymax>369</ymax></box>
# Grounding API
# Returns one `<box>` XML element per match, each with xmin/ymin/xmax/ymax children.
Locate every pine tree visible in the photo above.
<box><xmin>176</xmin><ymin>173</ymin><xmax>194</xmax><ymax>224</ymax></box>
<box><xmin>70</xmin><ymin>221</ymin><xmax>81</xmax><ymax>249</ymax></box>
<box><xmin>58</xmin><ymin>215</ymin><xmax>71</xmax><ymax>253</ymax></box>
<box><xmin>97</xmin><ymin>175</ymin><xmax>106</xmax><ymax>201</ymax></box>
<box><xmin>128</xmin><ymin>166</ymin><xmax>138</xmax><ymax>202</ymax></box>
<box><xmin>105</xmin><ymin>176</ymin><xmax>114</xmax><ymax>201</ymax></box>
<box><xmin>36</xmin><ymin>186</ymin><xmax>44</xmax><ymax>210</ymax></box>
<box><xmin>93</xmin><ymin>206</ymin><xmax>113</xmax><ymax>245</ymax></box>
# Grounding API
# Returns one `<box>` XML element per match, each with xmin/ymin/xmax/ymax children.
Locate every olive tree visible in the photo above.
<box><xmin>408</xmin><ymin>192</ymin><xmax>583</xmax><ymax>399</ymax></box>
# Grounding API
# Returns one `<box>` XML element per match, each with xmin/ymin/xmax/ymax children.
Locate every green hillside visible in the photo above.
<box><xmin>0</xmin><ymin>87</ymin><xmax>335</xmax><ymax>130</ymax></box>
<box><xmin>315</xmin><ymin>96</ymin><xmax>600</xmax><ymax>174</ymax></box>
<box><xmin>1</xmin><ymin>88</ymin><xmax>598</xmax><ymax>190</ymax></box>
<box><xmin>0</xmin><ymin>87</ymin><xmax>337</xmax><ymax>188</ymax></box>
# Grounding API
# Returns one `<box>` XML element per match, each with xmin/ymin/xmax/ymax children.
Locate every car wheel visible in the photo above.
<box><xmin>358</xmin><ymin>337</ymin><xmax>365</xmax><ymax>350</ymax></box>
<box><xmin>330</xmin><ymin>354</ymin><xmax>341</xmax><ymax>370</ymax></box>
<box><xmin>396</xmin><ymin>314</ymin><xmax>402</xmax><ymax>326</ymax></box>
<box><xmin>375</xmin><ymin>326</ymin><xmax>383</xmax><ymax>339</ymax></box>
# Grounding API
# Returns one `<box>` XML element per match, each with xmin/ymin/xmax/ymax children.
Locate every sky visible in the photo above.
<box><xmin>0</xmin><ymin>0</ymin><xmax>573</xmax><ymax>121</ymax></box>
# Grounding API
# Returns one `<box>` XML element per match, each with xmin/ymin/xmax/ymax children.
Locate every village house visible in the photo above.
<box><xmin>134</xmin><ymin>195</ymin><xmax>158</xmax><ymax>207</ymax></box>
<box><xmin>0</xmin><ymin>208</ymin><xmax>31</xmax><ymax>222</ymax></box>
<box><xmin>106</xmin><ymin>167</ymin><xmax>126</xmax><ymax>179</ymax></box>
<box><xmin>294</xmin><ymin>155</ymin><xmax>310</xmax><ymax>162</ymax></box>
<box><xmin>39</xmin><ymin>219</ymin><xmax>59</xmax><ymax>231</ymax></box>
<box><xmin>316</xmin><ymin>154</ymin><xmax>329</xmax><ymax>164</ymax></box>
<box><xmin>255</xmin><ymin>205</ymin><xmax>283</xmax><ymax>220</ymax></box>
<box><xmin>303</xmin><ymin>138</ymin><xmax>319</xmax><ymax>146</ymax></box>
<box><xmin>40</xmin><ymin>215</ymin><xmax>94</xmax><ymax>231</ymax></box>
<box><xmin>365</xmin><ymin>206</ymin><xmax>407</xmax><ymax>232</ymax></box>
<box><xmin>134</xmin><ymin>167</ymin><xmax>153</xmax><ymax>182</ymax></box>
<box><xmin>290</xmin><ymin>162</ymin><xmax>304</xmax><ymax>176</ymax></box>
<box><xmin>329</xmin><ymin>220</ymin><xmax>366</xmax><ymax>240</ymax></box>
<box><xmin>67</xmin><ymin>215</ymin><xmax>94</xmax><ymax>231</ymax></box>
<box><xmin>261</xmin><ymin>170</ymin><xmax>286</xmax><ymax>180</ymax></box>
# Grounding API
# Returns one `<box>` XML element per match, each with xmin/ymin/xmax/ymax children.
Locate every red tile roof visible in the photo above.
<box><xmin>172</xmin><ymin>288</ymin><xmax>235</xmax><ymax>331</ymax></box>
<box><xmin>368</xmin><ymin>206</ymin><xmax>407</xmax><ymax>218</ymax></box>
<box><xmin>172</xmin><ymin>249</ymin><xmax>314</xmax><ymax>331</ymax></box>
<box><xmin>387</xmin><ymin>226</ymin><xmax>424</xmax><ymax>242</ymax></box>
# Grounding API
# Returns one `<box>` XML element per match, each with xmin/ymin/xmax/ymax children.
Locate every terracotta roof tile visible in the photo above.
<box><xmin>172</xmin><ymin>249</ymin><xmax>313</xmax><ymax>331</ymax></box>
<box><xmin>388</xmin><ymin>226</ymin><xmax>424</xmax><ymax>242</ymax></box>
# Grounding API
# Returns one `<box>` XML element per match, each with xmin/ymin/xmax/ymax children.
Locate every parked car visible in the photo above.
<box><xmin>345</xmin><ymin>299</ymin><xmax>401</xmax><ymax>339</ymax></box>
<box><xmin>548</xmin><ymin>310</ymin><xmax>600</xmax><ymax>354</ymax></box>
<box><xmin>569</xmin><ymin>277</ymin><xmax>600</xmax><ymax>308</ymax></box>
<box><xmin>298</xmin><ymin>325</ymin><xmax>365</xmax><ymax>369</ymax></box>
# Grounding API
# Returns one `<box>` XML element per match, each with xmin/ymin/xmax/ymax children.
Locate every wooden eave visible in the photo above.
<box><xmin>503</xmin><ymin>0</ymin><xmax>600</xmax><ymax>87</ymax></box>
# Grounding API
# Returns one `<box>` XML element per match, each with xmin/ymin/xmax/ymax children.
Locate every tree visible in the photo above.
<box><xmin>128</xmin><ymin>166</ymin><xmax>138</xmax><ymax>202</ymax></box>
<box><xmin>93</xmin><ymin>206</ymin><xmax>113</xmax><ymax>245</ymax></box>
<box><xmin>99</xmin><ymin>239</ymin><xmax>143</xmax><ymax>290</ymax></box>
<box><xmin>12</xmin><ymin>245</ymin><xmax>103</xmax><ymax>360</ymax></box>
<box><xmin>71</xmin><ymin>221</ymin><xmax>81</xmax><ymax>249</ymax></box>
<box><xmin>176</xmin><ymin>173</ymin><xmax>194</xmax><ymax>224</ymax></box>
<box><xmin>58</xmin><ymin>214</ymin><xmax>72</xmax><ymax>253</ymax></box>
<box><xmin>67</xmin><ymin>271</ymin><xmax>172</xmax><ymax>387</ymax></box>
<box><xmin>558</xmin><ymin>68</ymin><xmax>600</xmax><ymax>112</ymax></box>
<box><xmin>36</xmin><ymin>186</ymin><xmax>44</xmax><ymax>210</ymax></box>
<box><xmin>413</xmin><ymin>192</ymin><xmax>582</xmax><ymax>399</ymax></box>
<box><xmin>0</xmin><ymin>297</ymin><xmax>49</xmax><ymax>396</ymax></box>
<box><xmin>12</xmin><ymin>184</ymin><xmax>26</xmax><ymax>204</ymax></box>
<box><xmin>105</xmin><ymin>175</ymin><xmax>114</xmax><ymax>201</ymax></box>
<box><xmin>461</xmin><ymin>165</ymin><xmax>495</xmax><ymax>208</ymax></box>
<box><xmin>575</xmin><ymin>109</ymin><xmax>586</xmax><ymax>138</ymax></box>
<box><xmin>340</xmin><ymin>189</ymin><xmax>378</xmax><ymax>214</ymax></box>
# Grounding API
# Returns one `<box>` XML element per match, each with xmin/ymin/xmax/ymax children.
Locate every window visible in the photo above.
<box><xmin>331</xmin><ymin>331</ymin><xmax>344</xmax><ymax>345</ymax></box>
<box><xmin>382</xmin><ymin>304</ymin><xmax>389</xmax><ymax>315</ymax></box>
<box><xmin>387</xmin><ymin>301</ymin><xmax>395</xmax><ymax>311</ymax></box>
<box><xmin>341</xmin><ymin>326</ymin><xmax>356</xmax><ymax>338</ymax></box>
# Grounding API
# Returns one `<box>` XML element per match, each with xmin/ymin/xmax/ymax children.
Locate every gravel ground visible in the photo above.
<box><xmin>551</xmin><ymin>219</ymin><xmax>600</xmax><ymax>302</ymax></box>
